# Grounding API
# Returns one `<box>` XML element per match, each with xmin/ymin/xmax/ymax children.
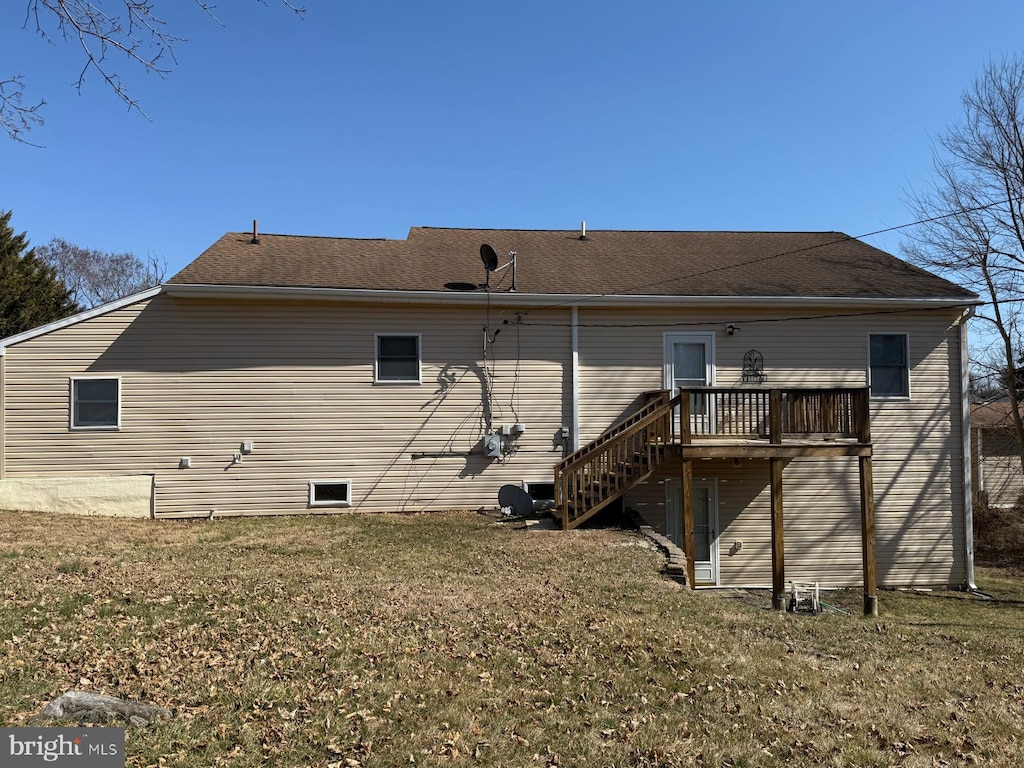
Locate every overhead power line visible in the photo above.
<box><xmin>513</xmin><ymin>197</ymin><xmax>1008</xmax><ymax>313</ymax></box>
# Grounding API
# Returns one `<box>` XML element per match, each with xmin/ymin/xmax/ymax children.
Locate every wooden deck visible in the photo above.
<box><xmin>554</xmin><ymin>387</ymin><xmax>878</xmax><ymax>615</ymax></box>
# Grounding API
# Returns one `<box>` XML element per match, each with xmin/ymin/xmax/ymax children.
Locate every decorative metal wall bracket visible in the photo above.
<box><xmin>742</xmin><ymin>350</ymin><xmax>767</xmax><ymax>383</ymax></box>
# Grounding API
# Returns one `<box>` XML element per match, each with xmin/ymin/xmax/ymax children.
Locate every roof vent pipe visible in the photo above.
<box><xmin>579</xmin><ymin>220</ymin><xmax>588</xmax><ymax>241</ymax></box>
<box><xmin>251</xmin><ymin>219</ymin><xmax>260</xmax><ymax>245</ymax></box>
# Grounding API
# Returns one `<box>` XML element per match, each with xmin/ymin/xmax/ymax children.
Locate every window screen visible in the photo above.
<box><xmin>869</xmin><ymin>334</ymin><xmax>909</xmax><ymax>397</ymax></box>
<box><xmin>376</xmin><ymin>335</ymin><xmax>420</xmax><ymax>382</ymax></box>
<box><xmin>72</xmin><ymin>378</ymin><xmax>120</xmax><ymax>428</ymax></box>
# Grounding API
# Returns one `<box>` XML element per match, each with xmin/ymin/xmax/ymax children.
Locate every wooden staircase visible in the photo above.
<box><xmin>554</xmin><ymin>391</ymin><xmax>675</xmax><ymax>530</ymax></box>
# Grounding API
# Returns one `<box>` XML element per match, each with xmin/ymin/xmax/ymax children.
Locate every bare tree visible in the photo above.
<box><xmin>903</xmin><ymin>55</ymin><xmax>1024</xmax><ymax>472</ymax></box>
<box><xmin>5</xmin><ymin>1</ymin><xmax>305</xmax><ymax>143</ymax></box>
<box><xmin>37</xmin><ymin>238</ymin><xmax>166</xmax><ymax>308</ymax></box>
<box><xmin>0</xmin><ymin>76</ymin><xmax>44</xmax><ymax>143</ymax></box>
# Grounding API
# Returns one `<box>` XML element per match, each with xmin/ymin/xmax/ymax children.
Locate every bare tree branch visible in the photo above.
<box><xmin>3</xmin><ymin>1</ymin><xmax>306</xmax><ymax>141</ymax></box>
<box><xmin>0</xmin><ymin>75</ymin><xmax>45</xmax><ymax>143</ymax></box>
<box><xmin>903</xmin><ymin>55</ymin><xmax>1024</xmax><ymax>473</ymax></box>
<box><xmin>37</xmin><ymin>237</ymin><xmax>167</xmax><ymax>308</ymax></box>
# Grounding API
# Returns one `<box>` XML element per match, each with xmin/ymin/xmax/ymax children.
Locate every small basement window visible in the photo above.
<box><xmin>523</xmin><ymin>480</ymin><xmax>556</xmax><ymax>511</ymax></box>
<box><xmin>376</xmin><ymin>334</ymin><xmax>421</xmax><ymax>383</ymax></box>
<box><xmin>70</xmin><ymin>377</ymin><xmax>121</xmax><ymax>429</ymax></box>
<box><xmin>308</xmin><ymin>480</ymin><xmax>352</xmax><ymax>508</ymax></box>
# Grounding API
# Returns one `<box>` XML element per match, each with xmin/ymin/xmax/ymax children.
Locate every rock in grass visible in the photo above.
<box><xmin>32</xmin><ymin>690</ymin><xmax>170</xmax><ymax>726</ymax></box>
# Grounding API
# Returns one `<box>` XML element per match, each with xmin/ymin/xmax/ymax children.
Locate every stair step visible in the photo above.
<box><xmin>555</xmin><ymin>400</ymin><xmax>675</xmax><ymax>530</ymax></box>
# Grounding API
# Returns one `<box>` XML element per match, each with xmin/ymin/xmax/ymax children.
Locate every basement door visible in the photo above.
<box><xmin>666</xmin><ymin>477</ymin><xmax>720</xmax><ymax>585</ymax></box>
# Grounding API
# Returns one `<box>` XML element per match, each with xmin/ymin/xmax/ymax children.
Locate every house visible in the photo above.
<box><xmin>0</xmin><ymin>225</ymin><xmax>980</xmax><ymax>609</ymax></box>
<box><xmin>971</xmin><ymin>400</ymin><xmax>1024</xmax><ymax>508</ymax></box>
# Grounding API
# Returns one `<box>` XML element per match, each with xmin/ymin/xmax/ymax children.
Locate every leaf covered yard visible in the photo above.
<box><xmin>1</xmin><ymin>510</ymin><xmax>1022</xmax><ymax>767</ymax></box>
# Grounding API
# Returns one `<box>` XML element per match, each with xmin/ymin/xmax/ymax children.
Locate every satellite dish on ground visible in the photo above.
<box><xmin>498</xmin><ymin>484</ymin><xmax>535</xmax><ymax>517</ymax></box>
<box><xmin>480</xmin><ymin>243</ymin><xmax>499</xmax><ymax>272</ymax></box>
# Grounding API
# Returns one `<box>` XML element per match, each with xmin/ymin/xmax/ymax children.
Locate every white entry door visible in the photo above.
<box><xmin>666</xmin><ymin>477</ymin><xmax>720</xmax><ymax>585</ymax></box>
<box><xmin>663</xmin><ymin>332</ymin><xmax>715</xmax><ymax>432</ymax></box>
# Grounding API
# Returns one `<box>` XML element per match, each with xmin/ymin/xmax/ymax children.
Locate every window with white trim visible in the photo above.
<box><xmin>308</xmin><ymin>480</ymin><xmax>352</xmax><ymax>508</ymax></box>
<box><xmin>869</xmin><ymin>334</ymin><xmax>909</xmax><ymax>398</ymax></box>
<box><xmin>375</xmin><ymin>334</ymin><xmax>421</xmax><ymax>383</ymax></box>
<box><xmin>71</xmin><ymin>377</ymin><xmax>121</xmax><ymax>429</ymax></box>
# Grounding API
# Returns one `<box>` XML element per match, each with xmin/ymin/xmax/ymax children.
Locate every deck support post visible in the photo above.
<box><xmin>854</xmin><ymin>388</ymin><xmax>877</xmax><ymax>617</ymax></box>
<box><xmin>860</xmin><ymin>455</ymin><xmax>878</xmax><ymax>617</ymax></box>
<box><xmin>770</xmin><ymin>457</ymin><xmax>786</xmax><ymax>610</ymax></box>
<box><xmin>681</xmin><ymin>458</ymin><xmax>696</xmax><ymax>589</ymax></box>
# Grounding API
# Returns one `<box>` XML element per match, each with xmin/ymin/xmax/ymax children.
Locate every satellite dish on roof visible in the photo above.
<box><xmin>498</xmin><ymin>484</ymin><xmax>535</xmax><ymax>517</ymax></box>
<box><xmin>479</xmin><ymin>243</ymin><xmax>517</xmax><ymax>292</ymax></box>
<box><xmin>480</xmin><ymin>243</ymin><xmax>499</xmax><ymax>272</ymax></box>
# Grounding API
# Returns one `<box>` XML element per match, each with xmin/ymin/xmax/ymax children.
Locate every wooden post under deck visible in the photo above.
<box><xmin>860</xmin><ymin>455</ymin><xmax>878</xmax><ymax>617</ymax></box>
<box><xmin>768</xmin><ymin>390</ymin><xmax>786</xmax><ymax>609</ymax></box>
<box><xmin>855</xmin><ymin>389</ymin><xmax>878</xmax><ymax>617</ymax></box>
<box><xmin>770</xmin><ymin>457</ymin><xmax>786</xmax><ymax>610</ymax></box>
<box><xmin>681</xmin><ymin>459</ymin><xmax>696</xmax><ymax>589</ymax></box>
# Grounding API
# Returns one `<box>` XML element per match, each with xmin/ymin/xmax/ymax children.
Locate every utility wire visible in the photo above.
<box><xmin>518</xmin><ymin>302</ymin><xmax>975</xmax><ymax>330</ymax></box>
<box><xmin>499</xmin><ymin>197</ymin><xmax>1008</xmax><ymax>314</ymax></box>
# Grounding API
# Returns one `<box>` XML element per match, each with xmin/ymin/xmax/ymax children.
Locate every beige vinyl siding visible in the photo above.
<box><xmin>606</xmin><ymin>307</ymin><xmax>968</xmax><ymax>588</ymax></box>
<box><xmin>0</xmin><ymin>352</ymin><xmax>5</xmax><ymax>479</ymax></box>
<box><xmin>974</xmin><ymin>428</ymin><xmax>1024</xmax><ymax>507</ymax></box>
<box><xmin>2</xmin><ymin>295</ymin><xmax>572</xmax><ymax>517</ymax></box>
<box><xmin>978</xmin><ymin>451</ymin><xmax>1024</xmax><ymax>507</ymax></box>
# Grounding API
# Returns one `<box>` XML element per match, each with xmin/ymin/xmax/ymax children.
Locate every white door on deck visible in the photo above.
<box><xmin>663</xmin><ymin>332</ymin><xmax>715</xmax><ymax>432</ymax></box>
<box><xmin>666</xmin><ymin>477</ymin><xmax>719</xmax><ymax>585</ymax></box>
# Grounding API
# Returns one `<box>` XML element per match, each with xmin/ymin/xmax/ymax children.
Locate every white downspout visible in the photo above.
<box><xmin>571</xmin><ymin>305</ymin><xmax>580</xmax><ymax>452</ymax></box>
<box><xmin>960</xmin><ymin>307</ymin><xmax>976</xmax><ymax>590</ymax></box>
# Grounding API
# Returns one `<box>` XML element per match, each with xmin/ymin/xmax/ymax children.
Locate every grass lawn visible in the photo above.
<box><xmin>1</xmin><ymin>509</ymin><xmax>1022</xmax><ymax>767</ymax></box>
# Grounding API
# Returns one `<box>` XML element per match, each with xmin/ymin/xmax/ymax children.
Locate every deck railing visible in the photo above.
<box><xmin>679</xmin><ymin>387</ymin><xmax>870</xmax><ymax>442</ymax></box>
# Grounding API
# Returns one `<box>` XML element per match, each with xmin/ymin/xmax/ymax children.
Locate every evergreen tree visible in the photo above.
<box><xmin>0</xmin><ymin>210</ymin><xmax>79</xmax><ymax>338</ymax></box>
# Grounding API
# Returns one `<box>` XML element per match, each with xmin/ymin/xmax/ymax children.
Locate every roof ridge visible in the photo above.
<box><xmin>411</xmin><ymin>226</ymin><xmax>847</xmax><ymax>235</ymax></box>
<box><xmin>230</xmin><ymin>232</ymin><xmax>393</xmax><ymax>242</ymax></box>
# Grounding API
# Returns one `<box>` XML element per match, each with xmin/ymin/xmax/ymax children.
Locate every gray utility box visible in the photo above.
<box><xmin>483</xmin><ymin>434</ymin><xmax>502</xmax><ymax>458</ymax></box>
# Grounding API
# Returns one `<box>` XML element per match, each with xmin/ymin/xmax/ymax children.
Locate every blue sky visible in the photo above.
<box><xmin>2</xmin><ymin>1</ymin><xmax>1023</xmax><ymax>279</ymax></box>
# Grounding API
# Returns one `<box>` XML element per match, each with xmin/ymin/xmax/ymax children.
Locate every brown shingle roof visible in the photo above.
<box><xmin>971</xmin><ymin>401</ymin><xmax>1024</xmax><ymax>428</ymax></box>
<box><xmin>168</xmin><ymin>227</ymin><xmax>978</xmax><ymax>300</ymax></box>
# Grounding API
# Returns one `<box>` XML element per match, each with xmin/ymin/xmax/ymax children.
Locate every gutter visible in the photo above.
<box><xmin>163</xmin><ymin>282</ymin><xmax>981</xmax><ymax>311</ymax></box>
<box><xmin>960</xmin><ymin>306</ymin><xmax>977</xmax><ymax>590</ymax></box>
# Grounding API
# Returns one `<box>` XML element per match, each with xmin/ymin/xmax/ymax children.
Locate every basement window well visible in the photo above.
<box><xmin>70</xmin><ymin>376</ymin><xmax>121</xmax><ymax>430</ymax></box>
<box><xmin>308</xmin><ymin>480</ymin><xmax>352</xmax><ymax>508</ymax></box>
<box><xmin>523</xmin><ymin>481</ymin><xmax>556</xmax><ymax>511</ymax></box>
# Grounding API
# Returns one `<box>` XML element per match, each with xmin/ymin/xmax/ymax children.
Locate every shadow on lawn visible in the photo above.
<box><xmin>896</xmin><ymin>591</ymin><xmax>1024</xmax><ymax>609</ymax></box>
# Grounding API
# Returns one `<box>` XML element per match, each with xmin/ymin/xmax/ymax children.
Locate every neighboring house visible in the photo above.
<box><xmin>971</xmin><ymin>400</ymin><xmax>1024</xmax><ymax>508</ymax></box>
<box><xmin>0</xmin><ymin>226</ymin><xmax>980</xmax><ymax>605</ymax></box>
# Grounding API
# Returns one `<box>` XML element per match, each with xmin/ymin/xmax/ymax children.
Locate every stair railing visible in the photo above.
<box><xmin>555</xmin><ymin>391</ymin><xmax>677</xmax><ymax>529</ymax></box>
